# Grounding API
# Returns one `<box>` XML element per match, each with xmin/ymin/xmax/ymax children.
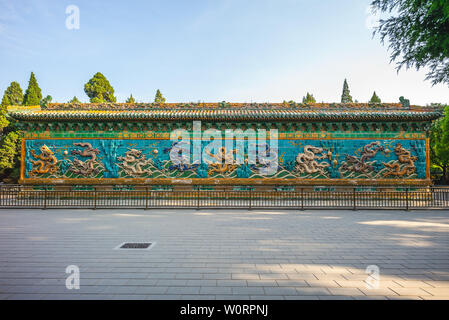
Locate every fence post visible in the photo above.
<box><xmin>43</xmin><ymin>186</ymin><xmax>47</xmax><ymax>210</ymax></box>
<box><xmin>196</xmin><ymin>186</ymin><xmax>200</xmax><ymax>210</ymax></box>
<box><xmin>93</xmin><ymin>186</ymin><xmax>97</xmax><ymax>210</ymax></box>
<box><xmin>249</xmin><ymin>187</ymin><xmax>252</xmax><ymax>210</ymax></box>
<box><xmin>301</xmin><ymin>187</ymin><xmax>304</xmax><ymax>211</ymax></box>
<box><xmin>145</xmin><ymin>187</ymin><xmax>149</xmax><ymax>210</ymax></box>
<box><xmin>352</xmin><ymin>187</ymin><xmax>356</xmax><ymax>211</ymax></box>
<box><xmin>405</xmin><ymin>187</ymin><xmax>409</xmax><ymax>211</ymax></box>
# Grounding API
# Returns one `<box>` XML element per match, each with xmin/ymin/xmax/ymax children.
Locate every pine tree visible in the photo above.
<box><xmin>84</xmin><ymin>72</ymin><xmax>116</xmax><ymax>103</ymax></box>
<box><xmin>0</xmin><ymin>131</ymin><xmax>19</xmax><ymax>172</ymax></box>
<box><xmin>23</xmin><ymin>72</ymin><xmax>42</xmax><ymax>106</ymax></box>
<box><xmin>154</xmin><ymin>89</ymin><xmax>165</xmax><ymax>104</ymax></box>
<box><xmin>369</xmin><ymin>91</ymin><xmax>381</xmax><ymax>103</ymax></box>
<box><xmin>126</xmin><ymin>94</ymin><xmax>135</xmax><ymax>103</ymax></box>
<box><xmin>69</xmin><ymin>96</ymin><xmax>81</xmax><ymax>104</ymax></box>
<box><xmin>1</xmin><ymin>94</ymin><xmax>10</xmax><ymax>108</ymax></box>
<box><xmin>302</xmin><ymin>92</ymin><xmax>316</xmax><ymax>104</ymax></box>
<box><xmin>3</xmin><ymin>82</ymin><xmax>23</xmax><ymax>106</ymax></box>
<box><xmin>340</xmin><ymin>79</ymin><xmax>353</xmax><ymax>103</ymax></box>
<box><xmin>0</xmin><ymin>99</ymin><xmax>10</xmax><ymax>129</ymax></box>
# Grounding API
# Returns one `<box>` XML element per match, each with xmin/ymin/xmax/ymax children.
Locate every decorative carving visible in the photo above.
<box><xmin>68</xmin><ymin>142</ymin><xmax>101</xmax><ymax>176</ymax></box>
<box><xmin>340</xmin><ymin>141</ymin><xmax>385</xmax><ymax>173</ymax></box>
<box><xmin>29</xmin><ymin>145</ymin><xmax>58</xmax><ymax>176</ymax></box>
<box><xmin>22</xmin><ymin>138</ymin><xmax>427</xmax><ymax>182</ymax></box>
<box><xmin>295</xmin><ymin>145</ymin><xmax>329</xmax><ymax>175</ymax></box>
<box><xmin>205</xmin><ymin>147</ymin><xmax>237</xmax><ymax>175</ymax></box>
<box><xmin>383</xmin><ymin>143</ymin><xmax>417</xmax><ymax>177</ymax></box>
<box><xmin>117</xmin><ymin>149</ymin><xmax>152</xmax><ymax>176</ymax></box>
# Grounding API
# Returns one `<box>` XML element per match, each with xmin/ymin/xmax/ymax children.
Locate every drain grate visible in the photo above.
<box><xmin>115</xmin><ymin>242</ymin><xmax>154</xmax><ymax>250</ymax></box>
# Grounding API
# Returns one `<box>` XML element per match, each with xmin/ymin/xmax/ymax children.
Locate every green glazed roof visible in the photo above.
<box><xmin>8</xmin><ymin>103</ymin><xmax>443</xmax><ymax>122</ymax></box>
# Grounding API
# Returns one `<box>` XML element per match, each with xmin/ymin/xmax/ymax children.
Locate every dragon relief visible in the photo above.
<box><xmin>29</xmin><ymin>145</ymin><xmax>58</xmax><ymax>176</ymax></box>
<box><xmin>68</xmin><ymin>142</ymin><xmax>101</xmax><ymax>176</ymax></box>
<box><xmin>164</xmin><ymin>141</ymin><xmax>199</xmax><ymax>172</ymax></box>
<box><xmin>205</xmin><ymin>147</ymin><xmax>237</xmax><ymax>175</ymax></box>
<box><xmin>382</xmin><ymin>143</ymin><xmax>417</xmax><ymax>177</ymax></box>
<box><xmin>247</xmin><ymin>143</ymin><xmax>279</xmax><ymax>176</ymax></box>
<box><xmin>295</xmin><ymin>145</ymin><xmax>330</xmax><ymax>176</ymax></box>
<box><xmin>340</xmin><ymin>141</ymin><xmax>386</xmax><ymax>174</ymax></box>
<box><xmin>117</xmin><ymin>149</ymin><xmax>153</xmax><ymax>177</ymax></box>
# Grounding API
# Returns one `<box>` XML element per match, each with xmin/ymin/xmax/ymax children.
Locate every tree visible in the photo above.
<box><xmin>340</xmin><ymin>79</ymin><xmax>353</xmax><ymax>103</ymax></box>
<box><xmin>126</xmin><ymin>94</ymin><xmax>135</xmax><ymax>103</ymax></box>
<box><xmin>154</xmin><ymin>89</ymin><xmax>165</xmax><ymax>104</ymax></box>
<box><xmin>2</xmin><ymin>82</ymin><xmax>23</xmax><ymax>106</ymax></box>
<box><xmin>0</xmin><ymin>104</ymin><xmax>9</xmax><ymax>129</ymax></box>
<box><xmin>371</xmin><ymin>0</ymin><xmax>449</xmax><ymax>86</ymax></box>
<box><xmin>69</xmin><ymin>96</ymin><xmax>81</xmax><ymax>104</ymax></box>
<box><xmin>0</xmin><ymin>131</ymin><xmax>19</xmax><ymax>173</ymax></box>
<box><xmin>369</xmin><ymin>91</ymin><xmax>381</xmax><ymax>103</ymax></box>
<box><xmin>430</xmin><ymin>104</ymin><xmax>449</xmax><ymax>183</ymax></box>
<box><xmin>84</xmin><ymin>72</ymin><xmax>116</xmax><ymax>103</ymax></box>
<box><xmin>23</xmin><ymin>72</ymin><xmax>42</xmax><ymax>106</ymax></box>
<box><xmin>1</xmin><ymin>94</ymin><xmax>10</xmax><ymax>108</ymax></box>
<box><xmin>302</xmin><ymin>92</ymin><xmax>316</xmax><ymax>104</ymax></box>
<box><xmin>40</xmin><ymin>95</ymin><xmax>52</xmax><ymax>108</ymax></box>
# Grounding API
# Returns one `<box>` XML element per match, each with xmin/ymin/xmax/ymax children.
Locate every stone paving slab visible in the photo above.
<box><xmin>0</xmin><ymin>208</ymin><xmax>448</xmax><ymax>300</ymax></box>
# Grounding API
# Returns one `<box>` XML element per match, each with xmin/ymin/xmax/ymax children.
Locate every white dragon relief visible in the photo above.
<box><xmin>295</xmin><ymin>145</ymin><xmax>330</xmax><ymax>176</ymax></box>
<box><xmin>117</xmin><ymin>149</ymin><xmax>153</xmax><ymax>177</ymax></box>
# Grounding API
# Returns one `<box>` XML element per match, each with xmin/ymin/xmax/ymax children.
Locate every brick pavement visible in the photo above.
<box><xmin>0</xmin><ymin>208</ymin><xmax>448</xmax><ymax>300</ymax></box>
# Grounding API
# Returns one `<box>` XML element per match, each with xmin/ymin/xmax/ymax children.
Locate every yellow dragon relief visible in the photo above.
<box><xmin>205</xmin><ymin>147</ymin><xmax>237</xmax><ymax>175</ymax></box>
<box><xmin>383</xmin><ymin>143</ymin><xmax>417</xmax><ymax>177</ymax></box>
<box><xmin>29</xmin><ymin>145</ymin><xmax>58</xmax><ymax>177</ymax></box>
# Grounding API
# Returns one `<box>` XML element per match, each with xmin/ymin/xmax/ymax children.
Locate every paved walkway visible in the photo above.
<box><xmin>0</xmin><ymin>208</ymin><xmax>448</xmax><ymax>300</ymax></box>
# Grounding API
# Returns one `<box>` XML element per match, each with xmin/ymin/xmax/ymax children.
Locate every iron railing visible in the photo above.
<box><xmin>0</xmin><ymin>185</ymin><xmax>448</xmax><ymax>210</ymax></box>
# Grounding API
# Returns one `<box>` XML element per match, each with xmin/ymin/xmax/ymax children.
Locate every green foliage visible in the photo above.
<box><xmin>399</xmin><ymin>96</ymin><xmax>410</xmax><ymax>108</ymax></box>
<box><xmin>0</xmin><ymin>95</ymin><xmax>10</xmax><ymax>129</ymax></box>
<box><xmin>302</xmin><ymin>92</ymin><xmax>316</xmax><ymax>104</ymax></box>
<box><xmin>371</xmin><ymin>0</ymin><xmax>449</xmax><ymax>85</ymax></box>
<box><xmin>0</xmin><ymin>110</ymin><xmax>9</xmax><ymax>129</ymax></box>
<box><xmin>3</xmin><ymin>82</ymin><xmax>23</xmax><ymax>106</ymax></box>
<box><xmin>126</xmin><ymin>94</ymin><xmax>135</xmax><ymax>103</ymax></box>
<box><xmin>430</xmin><ymin>104</ymin><xmax>449</xmax><ymax>183</ymax></box>
<box><xmin>369</xmin><ymin>91</ymin><xmax>381</xmax><ymax>103</ymax></box>
<box><xmin>23</xmin><ymin>72</ymin><xmax>42</xmax><ymax>106</ymax></box>
<box><xmin>69</xmin><ymin>96</ymin><xmax>81</xmax><ymax>104</ymax></box>
<box><xmin>90</xmin><ymin>97</ymin><xmax>103</xmax><ymax>103</ymax></box>
<box><xmin>40</xmin><ymin>95</ymin><xmax>52</xmax><ymax>108</ymax></box>
<box><xmin>84</xmin><ymin>72</ymin><xmax>116</xmax><ymax>103</ymax></box>
<box><xmin>0</xmin><ymin>131</ymin><xmax>19</xmax><ymax>172</ymax></box>
<box><xmin>340</xmin><ymin>79</ymin><xmax>353</xmax><ymax>103</ymax></box>
<box><xmin>1</xmin><ymin>94</ymin><xmax>10</xmax><ymax>108</ymax></box>
<box><xmin>154</xmin><ymin>89</ymin><xmax>165</xmax><ymax>104</ymax></box>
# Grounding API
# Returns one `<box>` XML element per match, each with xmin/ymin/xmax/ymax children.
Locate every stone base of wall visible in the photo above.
<box><xmin>19</xmin><ymin>178</ymin><xmax>432</xmax><ymax>186</ymax></box>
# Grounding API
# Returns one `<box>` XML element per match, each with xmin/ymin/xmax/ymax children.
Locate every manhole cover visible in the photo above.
<box><xmin>115</xmin><ymin>242</ymin><xmax>154</xmax><ymax>250</ymax></box>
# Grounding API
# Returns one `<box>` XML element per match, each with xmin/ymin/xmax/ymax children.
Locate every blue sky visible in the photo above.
<box><xmin>0</xmin><ymin>0</ymin><xmax>447</xmax><ymax>105</ymax></box>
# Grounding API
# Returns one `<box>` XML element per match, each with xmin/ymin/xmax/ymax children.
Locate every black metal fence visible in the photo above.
<box><xmin>0</xmin><ymin>185</ymin><xmax>448</xmax><ymax>210</ymax></box>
